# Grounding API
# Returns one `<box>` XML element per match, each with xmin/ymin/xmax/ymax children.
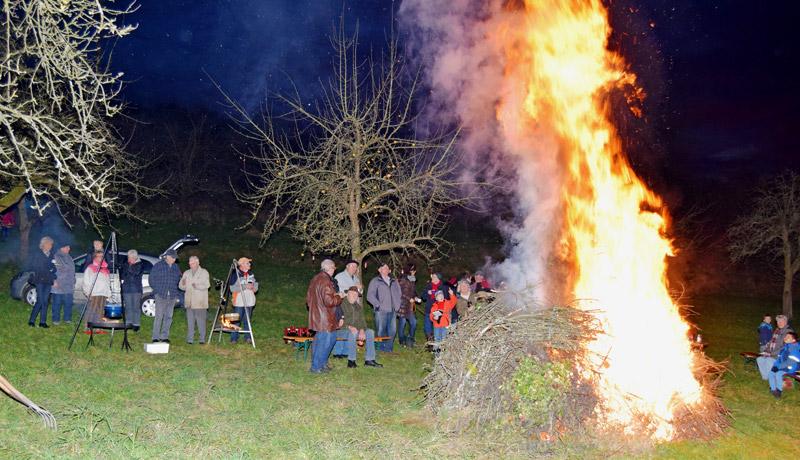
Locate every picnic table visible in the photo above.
<box><xmin>284</xmin><ymin>335</ymin><xmax>392</xmax><ymax>361</ymax></box>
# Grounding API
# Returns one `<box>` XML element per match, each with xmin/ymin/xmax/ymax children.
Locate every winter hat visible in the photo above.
<box><xmin>164</xmin><ymin>249</ymin><xmax>178</xmax><ymax>259</ymax></box>
<box><xmin>433</xmin><ymin>272</ymin><xmax>443</xmax><ymax>282</ymax></box>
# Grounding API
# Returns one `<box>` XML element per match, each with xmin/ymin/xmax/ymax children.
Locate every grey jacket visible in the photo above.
<box><xmin>52</xmin><ymin>251</ymin><xmax>75</xmax><ymax>295</ymax></box>
<box><xmin>366</xmin><ymin>275</ymin><xmax>402</xmax><ymax>313</ymax></box>
<box><xmin>766</xmin><ymin>326</ymin><xmax>795</xmax><ymax>358</ymax></box>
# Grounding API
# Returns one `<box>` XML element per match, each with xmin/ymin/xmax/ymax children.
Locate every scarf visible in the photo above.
<box><xmin>88</xmin><ymin>259</ymin><xmax>109</xmax><ymax>275</ymax></box>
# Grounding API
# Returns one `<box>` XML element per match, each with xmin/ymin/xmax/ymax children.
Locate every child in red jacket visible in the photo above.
<box><xmin>430</xmin><ymin>288</ymin><xmax>456</xmax><ymax>354</ymax></box>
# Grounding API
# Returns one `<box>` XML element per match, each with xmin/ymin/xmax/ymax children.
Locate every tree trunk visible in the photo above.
<box><xmin>17</xmin><ymin>198</ymin><xmax>32</xmax><ymax>263</ymax></box>
<box><xmin>783</xmin><ymin>275</ymin><xmax>793</xmax><ymax>319</ymax></box>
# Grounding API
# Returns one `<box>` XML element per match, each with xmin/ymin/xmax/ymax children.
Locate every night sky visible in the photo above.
<box><xmin>113</xmin><ymin>0</ymin><xmax>800</xmax><ymax>199</ymax></box>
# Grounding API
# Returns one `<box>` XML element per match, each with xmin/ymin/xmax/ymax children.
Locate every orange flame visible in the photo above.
<box><xmin>495</xmin><ymin>0</ymin><xmax>702</xmax><ymax>440</ymax></box>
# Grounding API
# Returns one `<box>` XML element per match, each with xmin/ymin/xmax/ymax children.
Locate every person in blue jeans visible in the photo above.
<box><xmin>229</xmin><ymin>257</ymin><xmax>258</xmax><ymax>344</ymax></box>
<box><xmin>398</xmin><ymin>264</ymin><xmax>420</xmax><ymax>349</ymax></box>
<box><xmin>307</xmin><ymin>259</ymin><xmax>344</xmax><ymax>373</ymax></box>
<box><xmin>51</xmin><ymin>242</ymin><xmax>75</xmax><ymax>325</ymax></box>
<box><xmin>768</xmin><ymin>331</ymin><xmax>800</xmax><ymax>398</ymax></box>
<box><xmin>366</xmin><ymin>262</ymin><xmax>402</xmax><ymax>354</ymax></box>
<box><xmin>28</xmin><ymin>236</ymin><xmax>56</xmax><ymax>328</ymax></box>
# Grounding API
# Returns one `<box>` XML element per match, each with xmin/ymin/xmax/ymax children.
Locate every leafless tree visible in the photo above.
<box><xmin>224</xmin><ymin>27</ymin><xmax>469</xmax><ymax>273</ymax></box>
<box><xmin>0</xmin><ymin>0</ymin><xmax>150</xmax><ymax>227</ymax></box>
<box><xmin>727</xmin><ymin>170</ymin><xmax>800</xmax><ymax>318</ymax></box>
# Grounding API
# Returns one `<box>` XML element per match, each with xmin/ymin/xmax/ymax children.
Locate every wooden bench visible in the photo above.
<box><xmin>284</xmin><ymin>336</ymin><xmax>314</xmax><ymax>361</ymax></box>
<box><xmin>740</xmin><ymin>352</ymin><xmax>761</xmax><ymax>371</ymax></box>
<box><xmin>285</xmin><ymin>336</ymin><xmax>392</xmax><ymax>361</ymax></box>
<box><xmin>336</xmin><ymin>336</ymin><xmax>391</xmax><ymax>359</ymax></box>
<box><xmin>783</xmin><ymin>372</ymin><xmax>800</xmax><ymax>389</ymax></box>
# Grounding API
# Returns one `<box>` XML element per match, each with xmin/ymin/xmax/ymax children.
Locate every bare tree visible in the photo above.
<box><xmin>0</xmin><ymin>0</ymin><xmax>147</xmax><ymax>226</ymax></box>
<box><xmin>224</xmin><ymin>27</ymin><xmax>467</xmax><ymax>272</ymax></box>
<box><xmin>727</xmin><ymin>170</ymin><xmax>800</xmax><ymax>318</ymax></box>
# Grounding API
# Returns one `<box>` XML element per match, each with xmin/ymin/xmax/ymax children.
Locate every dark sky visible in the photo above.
<box><xmin>113</xmin><ymin>0</ymin><xmax>800</xmax><ymax>195</ymax></box>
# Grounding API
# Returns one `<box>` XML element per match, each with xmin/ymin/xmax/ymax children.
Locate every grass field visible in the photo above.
<box><xmin>0</xmin><ymin>220</ymin><xmax>798</xmax><ymax>459</ymax></box>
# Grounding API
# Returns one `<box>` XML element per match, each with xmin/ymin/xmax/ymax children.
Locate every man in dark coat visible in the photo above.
<box><xmin>306</xmin><ymin>258</ymin><xmax>343</xmax><ymax>374</ymax></box>
<box><xmin>29</xmin><ymin>236</ymin><xmax>56</xmax><ymax>327</ymax></box>
<box><xmin>149</xmin><ymin>249</ymin><xmax>182</xmax><ymax>343</ymax></box>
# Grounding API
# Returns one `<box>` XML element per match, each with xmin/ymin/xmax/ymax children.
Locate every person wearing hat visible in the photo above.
<box><xmin>331</xmin><ymin>259</ymin><xmax>362</xmax><ymax>358</ymax></box>
<box><xmin>337</xmin><ymin>286</ymin><xmax>383</xmax><ymax>368</ymax></box>
<box><xmin>51</xmin><ymin>241</ymin><xmax>75</xmax><ymax>325</ymax></box>
<box><xmin>149</xmin><ymin>248</ymin><xmax>182</xmax><ymax>343</ymax></box>
<box><xmin>420</xmin><ymin>272</ymin><xmax>444</xmax><ymax>344</ymax></box>
<box><xmin>228</xmin><ymin>257</ymin><xmax>258</xmax><ymax>344</ymax></box>
<box><xmin>366</xmin><ymin>262</ymin><xmax>402</xmax><ymax>354</ymax></box>
<box><xmin>430</xmin><ymin>286</ymin><xmax>456</xmax><ymax>356</ymax></box>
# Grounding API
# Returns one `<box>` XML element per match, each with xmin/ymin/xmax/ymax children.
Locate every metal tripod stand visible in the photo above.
<box><xmin>207</xmin><ymin>260</ymin><xmax>256</xmax><ymax>348</ymax></box>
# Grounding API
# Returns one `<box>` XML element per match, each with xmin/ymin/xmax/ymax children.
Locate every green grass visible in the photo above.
<box><xmin>0</xmin><ymin>220</ymin><xmax>798</xmax><ymax>459</ymax></box>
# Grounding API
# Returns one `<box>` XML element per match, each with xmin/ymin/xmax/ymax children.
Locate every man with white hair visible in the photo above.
<box><xmin>757</xmin><ymin>314</ymin><xmax>794</xmax><ymax>380</ymax></box>
<box><xmin>121</xmin><ymin>249</ymin><xmax>144</xmax><ymax>331</ymax></box>
<box><xmin>179</xmin><ymin>256</ymin><xmax>210</xmax><ymax>344</ymax></box>
<box><xmin>28</xmin><ymin>236</ymin><xmax>56</xmax><ymax>328</ymax></box>
<box><xmin>307</xmin><ymin>258</ymin><xmax>344</xmax><ymax>373</ymax></box>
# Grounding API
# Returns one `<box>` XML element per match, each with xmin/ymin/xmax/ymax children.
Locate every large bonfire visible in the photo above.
<box><xmin>406</xmin><ymin>0</ymin><xmax>728</xmax><ymax>445</ymax></box>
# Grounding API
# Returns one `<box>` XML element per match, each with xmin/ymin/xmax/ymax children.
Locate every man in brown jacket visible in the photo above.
<box><xmin>307</xmin><ymin>259</ymin><xmax>344</xmax><ymax>373</ymax></box>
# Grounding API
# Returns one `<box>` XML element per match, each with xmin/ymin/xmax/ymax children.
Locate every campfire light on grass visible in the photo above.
<box><xmin>495</xmin><ymin>0</ymin><xmax>715</xmax><ymax>441</ymax></box>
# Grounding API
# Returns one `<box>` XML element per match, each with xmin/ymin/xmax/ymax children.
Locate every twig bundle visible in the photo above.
<box><xmin>421</xmin><ymin>288</ymin><xmax>729</xmax><ymax>444</ymax></box>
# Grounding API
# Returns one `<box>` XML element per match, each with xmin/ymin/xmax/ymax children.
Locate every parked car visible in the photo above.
<box><xmin>9</xmin><ymin>235</ymin><xmax>199</xmax><ymax>317</ymax></box>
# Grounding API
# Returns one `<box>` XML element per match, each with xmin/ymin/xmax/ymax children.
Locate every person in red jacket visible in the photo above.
<box><xmin>429</xmin><ymin>287</ymin><xmax>456</xmax><ymax>355</ymax></box>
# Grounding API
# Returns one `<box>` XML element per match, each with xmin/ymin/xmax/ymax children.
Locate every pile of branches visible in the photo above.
<box><xmin>421</xmin><ymin>289</ymin><xmax>603</xmax><ymax>438</ymax></box>
<box><xmin>421</xmin><ymin>288</ymin><xmax>730</xmax><ymax>444</ymax></box>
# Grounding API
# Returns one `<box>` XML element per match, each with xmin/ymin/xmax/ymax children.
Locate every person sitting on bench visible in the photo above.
<box><xmin>337</xmin><ymin>286</ymin><xmax>382</xmax><ymax>369</ymax></box>
<box><xmin>757</xmin><ymin>315</ymin><xmax>794</xmax><ymax>380</ymax></box>
<box><xmin>768</xmin><ymin>331</ymin><xmax>800</xmax><ymax>398</ymax></box>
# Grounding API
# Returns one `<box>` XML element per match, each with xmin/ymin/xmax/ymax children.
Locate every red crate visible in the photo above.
<box><xmin>284</xmin><ymin>327</ymin><xmax>310</xmax><ymax>343</ymax></box>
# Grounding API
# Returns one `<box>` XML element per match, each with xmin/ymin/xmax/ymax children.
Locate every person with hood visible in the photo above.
<box><xmin>150</xmin><ymin>249</ymin><xmax>182</xmax><ymax>343</ymax></box>
<box><xmin>366</xmin><ymin>262</ymin><xmax>402</xmax><ymax>354</ymax></box>
<box><xmin>51</xmin><ymin>242</ymin><xmax>75</xmax><ymax>325</ymax></box>
<box><xmin>120</xmin><ymin>249</ymin><xmax>144</xmax><ymax>331</ymax></box>
<box><xmin>28</xmin><ymin>236</ymin><xmax>56</xmax><ymax>328</ymax></box>
<box><xmin>229</xmin><ymin>257</ymin><xmax>258</xmax><ymax>344</ymax></box>
<box><xmin>420</xmin><ymin>272</ymin><xmax>443</xmax><ymax>344</ymax></box>
<box><xmin>430</xmin><ymin>286</ymin><xmax>457</xmax><ymax>355</ymax></box>
<box><xmin>307</xmin><ymin>258</ymin><xmax>344</xmax><ymax>373</ymax></box>
<box><xmin>82</xmin><ymin>250</ymin><xmax>110</xmax><ymax>331</ymax></box>
<box><xmin>398</xmin><ymin>264</ymin><xmax>420</xmax><ymax>349</ymax></box>
<box><xmin>179</xmin><ymin>256</ymin><xmax>210</xmax><ymax>344</ymax></box>
<box><xmin>768</xmin><ymin>331</ymin><xmax>800</xmax><ymax>398</ymax></box>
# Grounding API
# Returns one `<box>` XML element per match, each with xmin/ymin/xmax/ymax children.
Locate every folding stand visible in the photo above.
<box><xmin>207</xmin><ymin>260</ymin><xmax>256</xmax><ymax>348</ymax></box>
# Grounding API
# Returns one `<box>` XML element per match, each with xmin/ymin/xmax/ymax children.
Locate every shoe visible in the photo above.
<box><xmin>132</xmin><ymin>326</ymin><xmax>140</xmax><ymax>332</ymax></box>
<box><xmin>230</xmin><ymin>340</ymin><xmax>238</xmax><ymax>344</ymax></box>
<box><xmin>322</xmin><ymin>364</ymin><xmax>332</xmax><ymax>371</ymax></box>
<box><xmin>348</xmin><ymin>360</ymin><xmax>358</xmax><ymax>368</ymax></box>
<box><xmin>773</xmin><ymin>390</ymin><xmax>782</xmax><ymax>398</ymax></box>
<box><xmin>364</xmin><ymin>360</ymin><xmax>383</xmax><ymax>368</ymax></box>
<box><xmin>310</xmin><ymin>367</ymin><xmax>332</xmax><ymax>374</ymax></box>
<box><xmin>152</xmin><ymin>339</ymin><xmax>160</xmax><ymax>343</ymax></box>
<box><xmin>162</xmin><ymin>339</ymin><xmax>170</xmax><ymax>344</ymax></box>
<box><xmin>28</xmin><ymin>322</ymin><xmax>35</xmax><ymax>327</ymax></box>
<box><xmin>53</xmin><ymin>321</ymin><xmax>60</xmax><ymax>326</ymax></box>
<box><xmin>187</xmin><ymin>342</ymin><xmax>194</xmax><ymax>345</ymax></box>
<box><xmin>39</xmin><ymin>323</ymin><xmax>49</xmax><ymax>328</ymax></box>
<box><xmin>333</xmin><ymin>354</ymin><xmax>345</xmax><ymax>359</ymax></box>
<box><xmin>64</xmin><ymin>321</ymin><xmax>72</xmax><ymax>324</ymax></box>
<box><xmin>245</xmin><ymin>338</ymin><xmax>252</xmax><ymax>344</ymax></box>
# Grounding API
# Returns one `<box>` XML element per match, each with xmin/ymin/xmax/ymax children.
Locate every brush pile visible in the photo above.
<box><xmin>421</xmin><ymin>288</ymin><xmax>729</xmax><ymax>443</ymax></box>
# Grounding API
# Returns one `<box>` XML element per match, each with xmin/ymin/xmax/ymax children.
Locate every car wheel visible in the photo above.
<box><xmin>141</xmin><ymin>296</ymin><xmax>156</xmax><ymax>317</ymax></box>
<box><xmin>22</xmin><ymin>285</ymin><xmax>36</xmax><ymax>307</ymax></box>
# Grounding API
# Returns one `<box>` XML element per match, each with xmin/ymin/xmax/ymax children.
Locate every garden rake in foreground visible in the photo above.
<box><xmin>0</xmin><ymin>373</ymin><xmax>57</xmax><ymax>430</ymax></box>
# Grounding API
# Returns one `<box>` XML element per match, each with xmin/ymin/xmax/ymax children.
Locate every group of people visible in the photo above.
<box><xmin>755</xmin><ymin>314</ymin><xmax>799</xmax><ymax>398</ymax></box>
<box><xmin>25</xmin><ymin>236</ymin><xmax>233</xmax><ymax>346</ymax></box>
<box><xmin>305</xmin><ymin>258</ymin><xmax>491</xmax><ymax>373</ymax></box>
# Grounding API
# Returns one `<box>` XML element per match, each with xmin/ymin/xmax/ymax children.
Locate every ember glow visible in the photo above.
<box><xmin>494</xmin><ymin>0</ymin><xmax>702</xmax><ymax>440</ymax></box>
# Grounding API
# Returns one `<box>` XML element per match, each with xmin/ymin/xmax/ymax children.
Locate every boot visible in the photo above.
<box><xmin>426</xmin><ymin>333</ymin><xmax>434</xmax><ymax>344</ymax></box>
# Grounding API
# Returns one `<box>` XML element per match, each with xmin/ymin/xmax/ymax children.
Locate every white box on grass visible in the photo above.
<box><xmin>144</xmin><ymin>342</ymin><xmax>169</xmax><ymax>354</ymax></box>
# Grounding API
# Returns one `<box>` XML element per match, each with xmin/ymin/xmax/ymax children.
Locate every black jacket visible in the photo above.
<box><xmin>121</xmin><ymin>260</ymin><xmax>143</xmax><ymax>294</ymax></box>
<box><xmin>30</xmin><ymin>249</ymin><xmax>56</xmax><ymax>285</ymax></box>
